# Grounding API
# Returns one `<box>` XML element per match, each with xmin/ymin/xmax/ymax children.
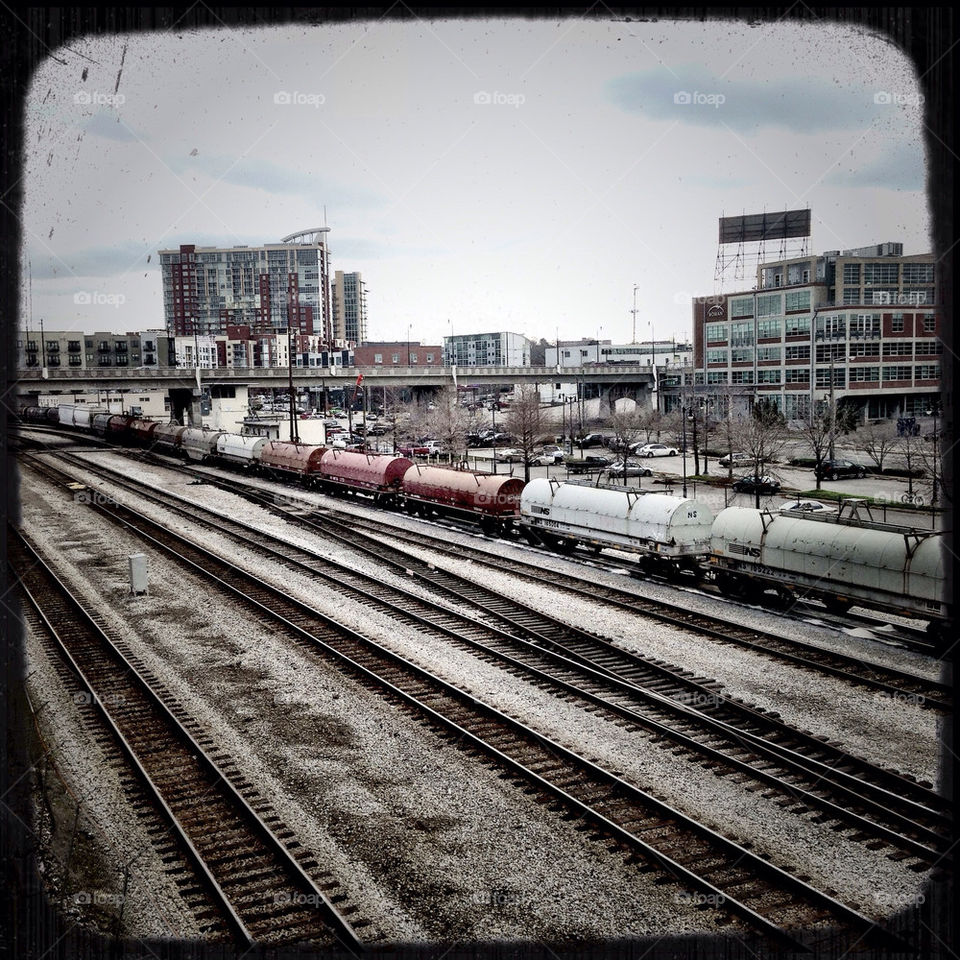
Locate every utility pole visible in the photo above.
<box><xmin>288</xmin><ymin>324</ymin><xmax>299</xmax><ymax>444</ymax></box>
<box><xmin>828</xmin><ymin>357</ymin><xmax>835</xmax><ymax>460</ymax></box>
<box><xmin>631</xmin><ymin>284</ymin><xmax>639</xmax><ymax>343</ymax></box>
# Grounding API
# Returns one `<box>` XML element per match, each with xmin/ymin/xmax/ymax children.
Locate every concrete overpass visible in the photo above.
<box><xmin>16</xmin><ymin>364</ymin><xmax>657</xmax><ymax>413</ymax></box>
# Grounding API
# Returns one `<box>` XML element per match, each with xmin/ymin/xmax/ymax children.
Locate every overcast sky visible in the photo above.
<box><xmin>21</xmin><ymin>17</ymin><xmax>929</xmax><ymax>346</ymax></box>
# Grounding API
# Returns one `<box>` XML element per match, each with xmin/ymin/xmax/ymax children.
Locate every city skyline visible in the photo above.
<box><xmin>21</xmin><ymin>19</ymin><xmax>930</xmax><ymax>345</ymax></box>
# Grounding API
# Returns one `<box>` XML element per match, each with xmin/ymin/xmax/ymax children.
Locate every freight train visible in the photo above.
<box><xmin>16</xmin><ymin>404</ymin><xmax>952</xmax><ymax>641</ymax></box>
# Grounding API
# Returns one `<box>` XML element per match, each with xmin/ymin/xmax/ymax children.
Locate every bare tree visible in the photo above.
<box><xmin>733</xmin><ymin>400</ymin><xmax>791</xmax><ymax>507</ymax></box>
<box><xmin>423</xmin><ymin>385</ymin><xmax>472</xmax><ymax>461</ymax></box>
<box><xmin>606</xmin><ymin>405</ymin><xmax>648</xmax><ymax>484</ymax></box>
<box><xmin>856</xmin><ymin>420</ymin><xmax>899</xmax><ymax>474</ymax></box>
<box><xmin>502</xmin><ymin>384</ymin><xmax>548</xmax><ymax>483</ymax></box>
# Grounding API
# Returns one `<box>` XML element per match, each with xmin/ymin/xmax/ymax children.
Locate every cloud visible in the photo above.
<box><xmin>165</xmin><ymin>152</ymin><xmax>384</xmax><ymax>207</ymax></box>
<box><xmin>823</xmin><ymin>140</ymin><xmax>926</xmax><ymax>191</ymax></box>
<box><xmin>606</xmin><ymin>66</ymin><xmax>910</xmax><ymax>134</ymax></box>
<box><xmin>82</xmin><ymin>109</ymin><xmax>143</xmax><ymax>142</ymax></box>
<box><xmin>28</xmin><ymin>241</ymin><xmax>159</xmax><ymax>280</ymax></box>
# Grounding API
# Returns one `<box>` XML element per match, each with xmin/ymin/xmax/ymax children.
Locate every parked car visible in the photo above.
<box><xmin>423</xmin><ymin>440</ymin><xmax>446</xmax><ymax>454</ymax></box>
<box><xmin>398</xmin><ymin>443</ymin><xmax>431</xmax><ymax>456</ymax></box>
<box><xmin>814</xmin><ymin>458</ymin><xmax>867</xmax><ymax>481</ymax></box>
<box><xmin>636</xmin><ymin>443</ymin><xmax>680</xmax><ymax>458</ymax></box>
<box><xmin>528</xmin><ymin>451</ymin><xmax>564</xmax><ymax>466</ymax></box>
<box><xmin>495</xmin><ymin>448</ymin><xmax>526</xmax><ymax>463</ymax></box>
<box><xmin>779</xmin><ymin>499</ymin><xmax>835</xmax><ymax>515</ymax></box>
<box><xmin>566</xmin><ymin>454</ymin><xmax>613</xmax><ymax>474</ymax></box>
<box><xmin>718</xmin><ymin>452</ymin><xmax>757</xmax><ymax>469</ymax></box>
<box><xmin>606</xmin><ymin>459</ymin><xmax>654</xmax><ymax>479</ymax></box>
<box><xmin>732</xmin><ymin>474</ymin><xmax>782</xmax><ymax>494</ymax></box>
<box><xmin>578</xmin><ymin>433</ymin><xmax>607</xmax><ymax>448</ymax></box>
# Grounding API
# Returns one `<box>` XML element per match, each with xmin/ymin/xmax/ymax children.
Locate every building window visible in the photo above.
<box><xmin>816</xmin><ymin>367</ymin><xmax>845</xmax><ymax>388</ymax></box>
<box><xmin>757</xmin><ymin>369</ymin><xmax>781</xmax><ymax>384</ymax></box>
<box><xmin>891</xmin><ymin>316</ymin><xmax>905</xmax><ymax>332</ymax></box>
<box><xmin>784</xmin><ymin>394</ymin><xmax>811</xmax><ymax>420</ymax></box>
<box><xmin>915</xmin><ymin>365</ymin><xmax>940</xmax><ymax>380</ymax></box>
<box><xmin>784</xmin><ymin>368</ymin><xmax>810</xmax><ymax>383</ymax></box>
<box><xmin>705</xmin><ymin>322</ymin><xmax>728</xmax><ymax>342</ymax></box>
<box><xmin>882</xmin><ymin>365</ymin><xmax>912</xmax><ymax>381</ymax></box>
<box><xmin>849</xmin><ymin>342</ymin><xmax>880</xmax><ymax>357</ymax></box>
<box><xmin>784</xmin><ymin>316</ymin><xmax>810</xmax><ymax>336</ymax></box>
<box><xmin>730</xmin><ymin>321</ymin><xmax>754</xmax><ymax>346</ymax></box>
<box><xmin>706</xmin><ymin>349</ymin><xmax>727</xmax><ymax>364</ymax></box>
<box><xmin>757</xmin><ymin>318</ymin><xmax>781</xmax><ymax>339</ymax></box>
<box><xmin>756</xmin><ymin>346</ymin><xmax>781</xmax><ymax>362</ymax></box>
<box><xmin>842</xmin><ymin>263</ymin><xmax>861</xmax><ymax>284</ymax></box>
<box><xmin>68</xmin><ymin>341</ymin><xmax>81</xmax><ymax>351</ymax></box>
<box><xmin>374</xmin><ymin>353</ymin><xmax>383</xmax><ymax>363</ymax></box>
<box><xmin>729</xmin><ymin>296</ymin><xmax>754</xmax><ymax>318</ymax></box>
<box><xmin>785</xmin><ymin>344</ymin><xmax>810</xmax><ymax>361</ymax></box>
<box><xmin>849</xmin><ymin>314</ymin><xmax>881</xmax><ymax>338</ymax></box>
<box><xmin>864</xmin><ymin>262</ymin><xmax>899</xmax><ymax>284</ymax></box>
<box><xmin>843</xmin><ymin>289</ymin><xmax>863</xmax><ymax>305</ymax></box>
<box><xmin>882</xmin><ymin>342</ymin><xmax>913</xmax><ymax>357</ymax></box>
<box><xmin>392</xmin><ymin>354</ymin><xmax>399</xmax><ymax>363</ymax></box>
<box><xmin>816</xmin><ymin>315</ymin><xmax>846</xmax><ymax>340</ymax></box>
<box><xmin>784</xmin><ymin>290</ymin><xmax>810</xmax><ymax>312</ymax></box>
<box><xmin>730</xmin><ymin>348</ymin><xmax>753</xmax><ymax>363</ymax></box>
<box><xmin>731</xmin><ymin>370</ymin><xmax>754</xmax><ymax>384</ymax></box>
<box><xmin>410</xmin><ymin>353</ymin><xmax>418</xmax><ymax>363</ymax></box>
<box><xmin>849</xmin><ymin>366</ymin><xmax>879</xmax><ymax>382</ymax></box>
<box><xmin>902</xmin><ymin>262</ymin><xmax>934</xmax><ymax>284</ymax></box>
<box><xmin>922</xmin><ymin>315</ymin><xmax>936</xmax><ymax>332</ymax></box>
<box><xmin>756</xmin><ymin>293</ymin><xmax>781</xmax><ymax>317</ymax></box>
<box><xmin>426</xmin><ymin>353</ymin><xmax>434</xmax><ymax>362</ymax></box>
<box><xmin>816</xmin><ymin>343</ymin><xmax>846</xmax><ymax>362</ymax></box>
<box><xmin>706</xmin><ymin>371</ymin><xmax>728</xmax><ymax>384</ymax></box>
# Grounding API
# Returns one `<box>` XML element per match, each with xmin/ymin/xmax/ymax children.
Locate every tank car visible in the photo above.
<box><xmin>180</xmin><ymin>427</ymin><xmax>226</xmax><ymax>462</ymax></box>
<box><xmin>92</xmin><ymin>413</ymin><xmax>113</xmax><ymax>437</ymax></box>
<box><xmin>519</xmin><ymin>478</ymin><xmax>715</xmax><ymax>572</ymax></box>
<box><xmin>45</xmin><ymin>406</ymin><xmax>62</xmax><ymax>424</ymax></box>
<box><xmin>128</xmin><ymin>419</ymin><xmax>160</xmax><ymax>446</ymax></box>
<box><xmin>399</xmin><ymin>464</ymin><xmax>524</xmax><ymax>534</ymax></box>
<box><xmin>258</xmin><ymin>441</ymin><xmax>327</xmax><ymax>484</ymax></box>
<box><xmin>105</xmin><ymin>415</ymin><xmax>134</xmax><ymax>443</ymax></box>
<box><xmin>709</xmin><ymin>506</ymin><xmax>950</xmax><ymax>635</ymax></box>
<box><xmin>58</xmin><ymin>404</ymin><xmax>102</xmax><ymax>431</ymax></box>
<box><xmin>216</xmin><ymin>433</ymin><xmax>267</xmax><ymax>470</ymax></box>
<box><xmin>152</xmin><ymin>423</ymin><xmax>188</xmax><ymax>454</ymax></box>
<box><xmin>20</xmin><ymin>406</ymin><xmax>46</xmax><ymax>423</ymax></box>
<box><xmin>319</xmin><ymin>450</ymin><xmax>414</xmax><ymax>506</ymax></box>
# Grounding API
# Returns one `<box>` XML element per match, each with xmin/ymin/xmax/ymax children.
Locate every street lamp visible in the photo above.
<box><xmin>925</xmin><ymin>403</ymin><xmax>940</xmax><ymax>505</ymax></box>
<box><xmin>681</xmin><ymin>404</ymin><xmax>688</xmax><ymax>498</ymax></box>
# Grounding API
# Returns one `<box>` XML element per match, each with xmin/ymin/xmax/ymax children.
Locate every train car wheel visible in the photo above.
<box><xmin>823</xmin><ymin>596</ymin><xmax>852</xmax><ymax>614</ymax></box>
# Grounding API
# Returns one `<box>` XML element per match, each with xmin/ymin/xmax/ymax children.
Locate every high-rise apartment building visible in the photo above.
<box><xmin>443</xmin><ymin>332</ymin><xmax>531</xmax><ymax>366</ymax></box>
<box><xmin>159</xmin><ymin>230</ymin><xmax>332</xmax><ymax>342</ymax></box>
<box><xmin>331</xmin><ymin>270</ymin><xmax>367</xmax><ymax>344</ymax></box>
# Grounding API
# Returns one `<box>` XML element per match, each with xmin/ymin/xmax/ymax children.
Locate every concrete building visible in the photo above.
<box><xmin>352</xmin><ymin>342</ymin><xmax>444</xmax><ymax>367</ymax></box>
<box><xmin>331</xmin><ymin>270</ymin><xmax>367</xmax><ymax>344</ymax></box>
<box><xmin>159</xmin><ymin>229</ymin><xmax>332</xmax><ymax>342</ymax></box>
<box><xmin>680</xmin><ymin>242</ymin><xmax>942</xmax><ymax>421</ymax></box>
<box><xmin>545</xmin><ymin>339</ymin><xmax>692</xmax><ymax>368</ymax></box>
<box><xmin>444</xmin><ymin>332</ymin><xmax>530</xmax><ymax>366</ymax></box>
<box><xmin>18</xmin><ymin>329</ymin><xmax>176</xmax><ymax>372</ymax></box>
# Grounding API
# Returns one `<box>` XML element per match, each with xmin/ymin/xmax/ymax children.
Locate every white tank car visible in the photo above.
<box><xmin>519</xmin><ymin>478</ymin><xmax>715</xmax><ymax>569</ymax></box>
<box><xmin>710</xmin><ymin>506</ymin><xmax>949</xmax><ymax>628</ymax></box>
<box><xmin>216</xmin><ymin>433</ymin><xmax>267</xmax><ymax>467</ymax></box>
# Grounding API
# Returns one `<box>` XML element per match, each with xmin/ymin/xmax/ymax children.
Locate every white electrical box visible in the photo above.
<box><xmin>128</xmin><ymin>554</ymin><xmax>148</xmax><ymax>595</ymax></box>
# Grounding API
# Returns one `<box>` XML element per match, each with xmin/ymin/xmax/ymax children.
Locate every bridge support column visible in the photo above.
<box><xmin>598</xmin><ymin>386</ymin><xmax>613</xmax><ymax>417</ymax></box>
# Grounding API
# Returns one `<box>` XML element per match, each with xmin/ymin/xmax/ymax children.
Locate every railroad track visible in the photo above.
<box><xmin>317</xmin><ymin>507</ymin><xmax>951</xmax><ymax>707</ymax></box>
<box><xmin>14</xmin><ymin>460</ymin><xmax>913</xmax><ymax>952</ymax></box>
<box><xmin>8</xmin><ymin>526</ymin><xmax>366</xmax><ymax>950</ymax></box>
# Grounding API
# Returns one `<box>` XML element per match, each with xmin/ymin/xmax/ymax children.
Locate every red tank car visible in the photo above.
<box><xmin>106</xmin><ymin>415</ymin><xmax>134</xmax><ymax>443</ymax></box>
<box><xmin>128</xmin><ymin>419</ymin><xmax>160</xmax><ymax>446</ymax></box>
<box><xmin>399</xmin><ymin>464</ymin><xmax>524</xmax><ymax>533</ymax></box>
<box><xmin>258</xmin><ymin>441</ymin><xmax>327</xmax><ymax>483</ymax></box>
<box><xmin>152</xmin><ymin>423</ymin><xmax>187</xmax><ymax>453</ymax></box>
<box><xmin>319</xmin><ymin>450</ymin><xmax>414</xmax><ymax>505</ymax></box>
